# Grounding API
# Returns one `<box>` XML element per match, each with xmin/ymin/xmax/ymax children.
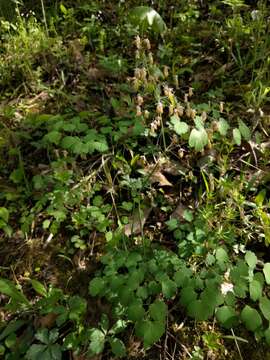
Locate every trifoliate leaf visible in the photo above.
<box><xmin>259</xmin><ymin>297</ymin><xmax>270</xmax><ymax>321</ymax></box>
<box><xmin>233</xmin><ymin>128</ymin><xmax>241</xmax><ymax>145</ymax></box>
<box><xmin>149</xmin><ymin>300</ymin><xmax>167</xmax><ymax>322</ymax></box>
<box><xmin>245</xmin><ymin>251</ymin><xmax>257</xmax><ymax>269</ymax></box>
<box><xmin>218</xmin><ymin>118</ymin><xmax>230</xmax><ymax>136</ymax></box>
<box><xmin>216</xmin><ymin>306</ymin><xmax>238</xmax><ymax>328</ymax></box>
<box><xmin>241</xmin><ymin>305</ymin><xmax>262</xmax><ymax>332</ymax></box>
<box><xmin>263</xmin><ymin>263</ymin><xmax>270</xmax><ymax>284</ymax></box>
<box><xmin>238</xmin><ymin>119</ymin><xmax>251</xmax><ymax>141</ymax></box>
<box><xmin>249</xmin><ymin>279</ymin><xmax>262</xmax><ymax>301</ymax></box>
<box><xmin>189</xmin><ymin>127</ymin><xmax>208</xmax><ymax>152</ymax></box>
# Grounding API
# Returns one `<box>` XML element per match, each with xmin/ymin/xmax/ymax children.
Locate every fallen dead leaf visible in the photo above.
<box><xmin>124</xmin><ymin>206</ymin><xmax>152</xmax><ymax>236</ymax></box>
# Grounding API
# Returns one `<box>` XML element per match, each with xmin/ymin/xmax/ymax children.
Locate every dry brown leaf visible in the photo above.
<box><xmin>38</xmin><ymin>312</ymin><xmax>57</xmax><ymax>328</ymax></box>
<box><xmin>124</xmin><ymin>206</ymin><xmax>152</xmax><ymax>236</ymax></box>
<box><xmin>171</xmin><ymin>202</ymin><xmax>188</xmax><ymax>222</ymax></box>
<box><xmin>150</xmin><ymin>171</ymin><xmax>173</xmax><ymax>186</ymax></box>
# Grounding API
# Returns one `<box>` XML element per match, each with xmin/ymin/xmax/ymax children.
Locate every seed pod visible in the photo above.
<box><xmin>184</xmin><ymin>93</ymin><xmax>189</xmax><ymax>103</ymax></box>
<box><xmin>188</xmin><ymin>87</ymin><xmax>194</xmax><ymax>97</ymax></box>
<box><xmin>135</xmin><ymin>50</ymin><xmax>140</xmax><ymax>59</ymax></box>
<box><xmin>169</xmin><ymin>104</ymin><xmax>174</xmax><ymax>116</ymax></box>
<box><xmin>144</xmin><ymin>110</ymin><xmax>150</xmax><ymax>119</ymax></box>
<box><xmin>176</xmin><ymin>104</ymin><xmax>184</xmax><ymax>117</ymax></box>
<box><xmin>134</xmin><ymin>68</ymin><xmax>141</xmax><ymax>79</ymax></box>
<box><xmin>219</xmin><ymin>101</ymin><xmax>224</xmax><ymax>113</ymax></box>
<box><xmin>144</xmin><ymin>38</ymin><xmax>151</xmax><ymax>50</ymax></box>
<box><xmin>148</xmin><ymin>52</ymin><xmax>154</xmax><ymax>64</ymax></box>
<box><xmin>137</xmin><ymin>94</ymin><xmax>144</xmax><ymax>106</ymax></box>
<box><xmin>140</xmin><ymin>68</ymin><xmax>147</xmax><ymax>81</ymax></box>
<box><xmin>163</xmin><ymin>66</ymin><xmax>169</xmax><ymax>78</ymax></box>
<box><xmin>134</xmin><ymin>35</ymin><xmax>141</xmax><ymax>49</ymax></box>
<box><xmin>174</xmin><ymin>74</ymin><xmax>179</xmax><ymax>89</ymax></box>
<box><xmin>136</xmin><ymin>105</ymin><xmax>142</xmax><ymax>116</ymax></box>
<box><xmin>156</xmin><ymin>102</ymin><xmax>164</xmax><ymax>115</ymax></box>
<box><xmin>190</xmin><ymin>109</ymin><xmax>196</xmax><ymax>119</ymax></box>
<box><xmin>201</xmin><ymin>111</ymin><xmax>207</xmax><ymax>121</ymax></box>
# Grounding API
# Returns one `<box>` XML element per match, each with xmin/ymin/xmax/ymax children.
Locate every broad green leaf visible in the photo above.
<box><xmin>149</xmin><ymin>300</ymin><xmax>167</xmax><ymax>322</ymax></box>
<box><xmin>61</xmin><ymin>136</ymin><xmax>78</xmax><ymax>149</ymax></box>
<box><xmin>129</xmin><ymin>6</ymin><xmax>167</xmax><ymax>34</ymax></box>
<box><xmin>0</xmin><ymin>320</ymin><xmax>25</xmax><ymax>341</ymax></box>
<box><xmin>25</xmin><ymin>344</ymin><xmax>46</xmax><ymax>359</ymax></box>
<box><xmin>249</xmin><ymin>279</ymin><xmax>262</xmax><ymax>301</ymax></box>
<box><xmin>89</xmin><ymin>329</ymin><xmax>105</xmax><ymax>355</ymax></box>
<box><xmin>216</xmin><ymin>306</ymin><xmax>238</xmax><ymax>329</ymax></box>
<box><xmin>127</xmin><ymin>299</ymin><xmax>145</xmax><ymax>321</ymax></box>
<box><xmin>245</xmin><ymin>251</ymin><xmax>257</xmax><ymax>269</ymax></box>
<box><xmin>92</xmin><ymin>140</ymin><xmax>109</xmax><ymax>153</ymax></box>
<box><xmin>180</xmin><ymin>286</ymin><xmax>197</xmax><ymax>306</ymax></box>
<box><xmin>35</xmin><ymin>329</ymin><xmax>51</xmax><ymax>344</ymax></box>
<box><xmin>183</xmin><ymin>209</ymin><xmax>193</xmax><ymax>222</ymax></box>
<box><xmin>44</xmin><ymin>131</ymin><xmax>61</xmax><ymax>145</ymax></box>
<box><xmin>241</xmin><ymin>305</ymin><xmax>262</xmax><ymax>332</ymax></box>
<box><xmin>187</xmin><ymin>299</ymin><xmax>212</xmax><ymax>321</ymax></box>
<box><xmin>233</xmin><ymin>128</ymin><xmax>241</xmax><ymax>145</ymax></box>
<box><xmin>89</xmin><ymin>278</ymin><xmax>105</xmax><ymax>296</ymax></box>
<box><xmin>238</xmin><ymin>119</ymin><xmax>251</xmax><ymax>141</ymax></box>
<box><xmin>135</xmin><ymin>320</ymin><xmax>165</xmax><ymax>348</ymax></box>
<box><xmin>170</xmin><ymin>116</ymin><xmax>189</xmax><ymax>135</ymax></box>
<box><xmin>215</xmin><ymin>248</ymin><xmax>229</xmax><ymax>264</ymax></box>
<box><xmin>189</xmin><ymin>127</ymin><xmax>208</xmax><ymax>152</ymax></box>
<box><xmin>161</xmin><ymin>278</ymin><xmax>177</xmax><ymax>298</ymax></box>
<box><xmin>49</xmin><ymin>344</ymin><xmax>62</xmax><ymax>360</ymax></box>
<box><xmin>263</xmin><ymin>263</ymin><xmax>270</xmax><ymax>284</ymax></box>
<box><xmin>68</xmin><ymin>296</ymin><xmax>87</xmax><ymax>321</ymax></box>
<box><xmin>0</xmin><ymin>278</ymin><xmax>29</xmax><ymax>305</ymax></box>
<box><xmin>31</xmin><ymin>280</ymin><xmax>47</xmax><ymax>297</ymax></box>
<box><xmin>265</xmin><ymin>327</ymin><xmax>270</xmax><ymax>345</ymax></box>
<box><xmin>109</xmin><ymin>337</ymin><xmax>126</xmax><ymax>358</ymax></box>
<box><xmin>0</xmin><ymin>207</ymin><xmax>9</xmax><ymax>223</ymax></box>
<box><xmin>259</xmin><ymin>297</ymin><xmax>270</xmax><ymax>321</ymax></box>
<box><xmin>217</xmin><ymin>118</ymin><xmax>230</xmax><ymax>136</ymax></box>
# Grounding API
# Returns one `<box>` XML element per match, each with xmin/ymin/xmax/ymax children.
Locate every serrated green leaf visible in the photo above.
<box><xmin>89</xmin><ymin>329</ymin><xmax>105</xmax><ymax>355</ymax></box>
<box><xmin>249</xmin><ymin>279</ymin><xmax>262</xmax><ymax>301</ymax></box>
<box><xmin>68</xmin><ymin>295</ymin><xmax>87</xmax><ymax>321</ymax></box>
<box><xmin>135</xmin><ymin>320</ymin><xmax>165</xmax><ymax>348</ymax></box>
<box><xmin>26</xmin><ymin>344</ymin><xmax>46</xmax><ymax>359</ymax></box>
<box><xmin>61</xmin><ymin>136</ymin><xmax>78</xmax><ymax>149</ymax></box>
<box><xmin>149</xmin><ymin>300</ymin><xmax>167</xmax><ymax>322</ymax></box>
<box><xmin>0</xmin><ymin>207</ymin><xmax>9</xmax><ymax>223</ymax></box>
<box><xmin>263</xmin><ymin>263</ymin><xmax>270</xmax><ymax>284</ymax></box>
<box><xmin>238</xmin><ymin>120</ymin><xmax>251</xmax><ymax>141</ymax></box>
<box><xmin>233</xmin><ymin>128</ymin><xmax>241</xmax><ymax>145</ymax></box>
<box><xmin>89</xmin><ymin>278</ymin><xmax>105</xmax><ymax>296</ymax></box>
<box><xmin>217</xmin><ymin>118</ymin><xmax>230</xmax><ymax>136</ymax></box>
<box><xmin>241</xmin><ymin>305</ymin><xmax>262</xmax><ymax>332</ymax></box>
<box><xmin>259</xmin><ymin>297</ymin><xmax>270</xmax><ymax>321</ymax></box>
<box><xmin>161</xmin><ymin>278</ymin><xmax>177</xmax><ymax>298</ymax></box>
<box><xmin>189</xmin><ymin>127</ymin><xmax>208</xmax><ymax>152</ymax></box>
<box><xmin>45</xmin><ymin>131</ymin><xmax>61</xmax><ymax>145</ymax></box>
<box><xmin>127</xmin><ymin>299</ymin><xmax>145</xmax><ymax>321</ymax></box>
<box><xmin>216</xmin><ymin>306</ymin><xmax>238</xmax><ymax>329</ymax></box>
<box><xmin>180</xmin><ymin>286</ymin><xmax>197</xmax><ymax>306</ymax></box>
<box><xmin>109</xmin><ymin>337</ymin><xmax>126</xmax><ymax>358</ymax></box>
<box><xmin>245</xmin><ymin>251</ymin><xmax>257</xmax><ymax>269</ymax></box>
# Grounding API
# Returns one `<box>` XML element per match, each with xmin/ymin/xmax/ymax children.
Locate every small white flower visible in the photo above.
<box><xmin>220</xmin><ymin>281</ymin><xmax>234</xmax><ymax>296</ymax></box>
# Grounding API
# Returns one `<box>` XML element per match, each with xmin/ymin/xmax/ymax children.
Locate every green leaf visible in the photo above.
<box><xmin>135</xmin><ymin>320</ymin><xmax>165</xmax><ymax>348</ymax></box>
<box><xmin>0</xmin><ymin>207</ymin><xmax>9</xmax><ymax>223</ymax></box>
<box><xmin>31</xmin><ymin>280</ymin><xmax>47</xmax><ymax>297</ymax></box>
<box><xmin>109</xmin><ymin>337</ymin><xmax>126</xmax><ymax>358</ymax></box>
<box><xmin>35</xmin><ymin>329</ymin><xmax>50</xmax><ymax>344</ymax></box>
<box><xmin>127</xmin><ymin>299</ymin><xmax>145</xmax><ymax>322</ymax></box>
<box><xmin>0</xmin><ymin>278</ymin><xmax>29</xmax><ymax>305</ymax></box>
<box><xmin>259</xmin><ymin>297</ymin><xmax>270</xmax><ymax>321</ymax></box>
<box><xmin>61</xmin><ymin>136</ymin><xmax>78</xmax><ymax>149</ymax></box>
<box><xmin>149</xmin><ymin>300</ymin><xmax>167</xmax><ymax>322</ymax></box>
<box><xmin>45</xmin><ymin>131</ymin><xmax>62</xmax><ymax>145</ymax></box>
<box><xmin>249</xmin><ymin>280</ymin><xmax>262</xmax><ymax>301</ymax></box>
<box><xmin>187</xmin><ymin>299</ymin><xmax>212</xmax><ymax>321</ymax></box>
<box><xmin>49</xmin><ymin>344</ymin><xmax>62</xmax><ymax>360</ymax></box>
<box><xmin>0</xmin><ymin>320</ymin><xmax>25</xmax><ymax>341</ymax></box>
<box><xmin>215</xmin><ymin>248</ymin><xmax>229</xmax><ymax>264</ymax></box>
<box><xmin>129</xmin><ymin>6</ymin><xmax>167</xmax><ymax>34</ymax></box>
<box><xmin>238</xmin><ymin>120</ymin><xmax>251</xmax><ymax>141</ymax></box>
<box><xmin>216</xmin><ymin>306</ymin><xmax>238</xmax><ymax>328</ymax></box>
<box><xmin>161</xmin><ymin>278</ymin><xmax>177</xmax><ymax>298</ymax></box>
<box><xmin>263</xmin><ymin>263</ymin><xmax>270</xmax><ymax>284</ymax></box>
<box><xmin>233</xmin><ymin>128</ymin><xmax>241</xmax><ymax>145</ymax></box>
<box><xmin>183</xmin><ymin>209</ymin><xmax>193</xmax><ymax>222</ymax></box>
<box><xmin>89</xmin><ymin>278</ymin><xmax>105</xmax><ymax>296</ymax></box>
<box><xmin>89</xmin><ymin>329</ymin><xmax>105</xmax><ymax>355</ymax></box>
<box><xmin>68</xmin><ymin>296</ymin><xmax>87</xmax><ymax>321</ymax></box>
<box><xmin>189</xmin><ymin>127</ymin><xmax>208</xmax><ymax>152</ymax></box>
<box><xmin>241</xmin><ymin>305</ymin><xmax>262</xmax><ymax>332</ymax></box>
<box><xmin>26</xmin><ymin>344</ymin><xmax>46</xmax><ymax>360</ymax></box>
<box><xmin>170</xmin><ymin>116</ymin><xmax>189</xmax><ymax>135</ymax></box>
<box><xmin>245</xmin><ymin>251</ymin><xmax>257</xmax><ymax>269</ymax></box>
<box><xmin>180</xmin><ymin>286</ymin><xmax>197</xmax><ymax>306</ymax></box>
<box><xmin>217</xmin><ymin>118</ymin><xmax>230</xmax><ymax>136</ymax></box>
